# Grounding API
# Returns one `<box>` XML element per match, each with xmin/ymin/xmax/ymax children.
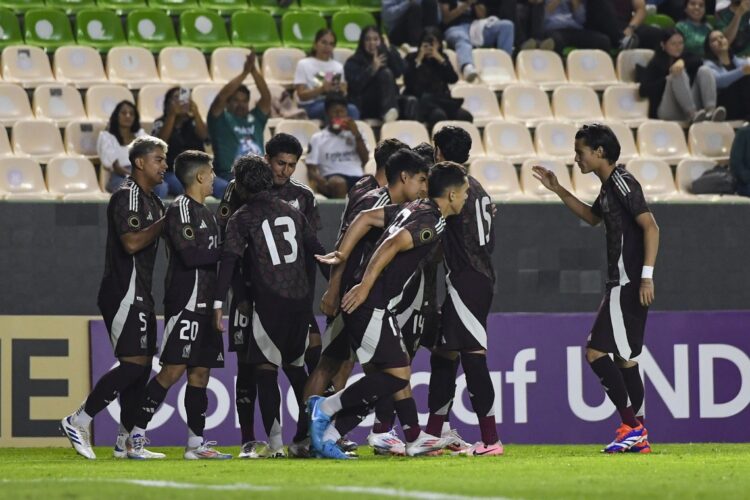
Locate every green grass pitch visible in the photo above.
<box><xmin>2</xmin><ymin>444</ymin><xmax>750</xmax><ymax>499</ymax></box>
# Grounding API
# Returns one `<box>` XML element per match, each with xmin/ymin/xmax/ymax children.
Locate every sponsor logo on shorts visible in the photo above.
<box><xmin>234</xmin><ymin>330</ymin><xmax>244</xmax><ymax>345</ymax></box>
<box><xmin>182</xmin><ymin>344</ymin><xmax>191</xmax><ymax>359</ymax></box>
<box><xmin>140</xmin><ymin>335</ymin><xmax>147</xmax><ymax>349</ymax></box>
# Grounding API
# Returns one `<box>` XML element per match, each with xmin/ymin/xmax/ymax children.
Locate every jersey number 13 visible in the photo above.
<box><xmin>261</xmin><ymin>216</ymin><xmax>298</xmax><ymax>265</ymax></box>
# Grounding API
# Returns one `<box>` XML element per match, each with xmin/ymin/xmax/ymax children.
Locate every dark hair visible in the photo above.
<box><xmin>434</xmin><ymin>126</ymin><xmax>472</xmax><ymax>164</ymax></box>
<box><xmin>657</xmin><ymin>28</ymin><xmax>685</xmax><ymax>57</ymax></box>
<box><xmin>682</xmin><ymin>0</ymin><xmax>707</xmax><ymax>23</ymax></box>
<box><xmin>128</xmin><ymin>135</ymin><xmax>167</xmax><ymax>166</ymax></box>
<box><xmin>575</xmin><ymin>123</ymin><xmax>621</xmax><ymax>164</ymax></box>
<box><xmin>385</xmin><ymin>149</ymin><xmax>430</xmax><ymax>185</ymax></box>
<box><xmin>174</xmin><ymin>150</ymin><xmax>212</xmax><ymax>187</ymax></box>
<box><xmin>413</xmin><ymin>142</ymin><xmax>435</xmax><ymax>164</ymax></box>
<box><xmin>428</xmin><ymin>161</ymin><xmax>467</xmax><ymax>198</ymax></box>
<box><xmin>107</xmin><ymin>100</ymin><xmax>141</xmax><ymax>146</ymax></box>
<box><xmin>324</xmin><ymin>92</ymin><xmax>348</xmax><ymax>112</ymax></box>
<box><xmin>355</xmin><ymin>25</ymin><xmax>381</xmax><ymax>60</ymax></box>
<box><xmin>311</xmin><ymin>28</ymin><xmax>336</xmax><ymax>57</ymax></box>
<box><xmin>703</xmin><ymin>29</ymin><xmax>731</xmax><ymax>63</ymax></box>
<box><xmin>419</xmin><ymin>27</ymin><xmax>444</xmax><ymax>48</ymax></box>
<box><xmin>266</xmin><ymin>133</ymin><xmax>303</xmax><ymax>159</ymax></box>
<box><xmin>233</xmin><ymin>154</ymin><xmax>273</xmax><ymax>195</ymax></box>
<box><xmin>374</xmin><ymin>138</ymin><xmax>409</xmax><ymax>172</ymax></box>
<box><xmin>162</xmin><ymin>87</ymin><xmax>180</xmax><ymax>116</ymax></box>
<box><xmin>233</xmin><ymin>84</ymin><xmax>251</xmax><ymax>99</ymax></box>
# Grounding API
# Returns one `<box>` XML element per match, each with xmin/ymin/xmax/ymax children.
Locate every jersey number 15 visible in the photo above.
<box><xmin>476</xmin><ymin>197</ymin><xmax>492</xmax><ymax>247</ymax></box>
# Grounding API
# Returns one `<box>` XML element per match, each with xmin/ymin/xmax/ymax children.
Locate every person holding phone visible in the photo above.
<box><xmin>345</xmin><ymin>26</ymin><xmax>412</xmax><ymax>123</ymax></box>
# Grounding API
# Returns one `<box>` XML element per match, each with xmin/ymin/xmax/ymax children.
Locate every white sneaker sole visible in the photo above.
<box><xmin>60</xmin><ymin>417</ymin><xmax>96</xmax><ymax>460</ymax></box>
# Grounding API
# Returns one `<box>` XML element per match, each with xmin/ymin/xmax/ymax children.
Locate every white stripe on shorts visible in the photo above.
<box><xmin>160</xmin><ymin>310</ymin><xmax>183</xmax><ymax>356</ymax></box>
<box><xmin>609</xmin><ymin>286</ymin><xmax>632</xmax><ymax>360</ymax></box>
<box><xmin>252</xmin><ymin>308</ymin><xmax>283</xmax><ymax>366</ymax></box>
<box><xmin>356</xmin><ymin>308</ymin><xmax>386</xmax><ymax>365</ymax></box>
<box><xmin>322</xmin><ymin>313</ymin><xmax>344</xmax><ymax>351</ymax></box>
<box><xmin>110</xmin><ymin>259</ymin><xmax>137</xmax><ymax>349</ymax></box>
<box><xmin>446</xmin><ymin>273</ymin><xmax>487</xmax><ymax>349</ymax></box>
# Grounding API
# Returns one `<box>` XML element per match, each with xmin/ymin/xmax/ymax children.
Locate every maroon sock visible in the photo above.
<box><xmin>372</xmin><ymin>395</ymin><xmax>396</xmax><ymax>434</ymax></box>
<box><xmin>425</xmin><ymin>413</ymin><xmax>445</xmax><ymax>437</ymax></box>
<box><xmin>590</xmin><ymin>357</ymin><xmax>640</xmax><ymax>427</ymax></box>
<box><xmin>394</xmin><ymin>398</ymin><xmax>421</xmax><ymax>442</ymax></box>
<box><xmin>479</xmin><ymin>416</ymin><xmax>499</xmax><ymax>445</ymax></box>
<box><xmin>637</xmin><ymin>416</ymin><xmax>645</xmax><ymax>427</ymax></box>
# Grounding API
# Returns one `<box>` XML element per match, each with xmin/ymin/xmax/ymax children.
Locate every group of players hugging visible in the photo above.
<box><xmin>61</xmin><ymin>122</ymin><xmax>659</xmax><ymax>460</ymax></box>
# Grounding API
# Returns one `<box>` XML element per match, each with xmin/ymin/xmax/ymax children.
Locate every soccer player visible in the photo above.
<box><xmin>533</xmin><ymin>123</ymin><xmax>659</xmax><ymax>453</ymax></box>
<box><xmin>310</xmin><ymin>161</ymin><xmax>469</xmax><ymax>459</ymax></box>
<box><xmin>126</xmin><ymin>150</ymin><xmax>231</xmax><ymax>460</ymax></box>
<box><xmin>423</xmin><ymin>125</ymin><xmax>503</xmax><ymax>456</ymax></box>
<box><xmin>213</xmin><ymin>155</ymin><xmax>326</xmax><ymax>458</ymax></box>
<box><xmin>61</xmin><ymin>136</ymin><xmax>168</xmax><ymax>460</ymax></box>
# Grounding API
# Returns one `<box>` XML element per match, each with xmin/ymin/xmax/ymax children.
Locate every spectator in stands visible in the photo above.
<box><xmin>382</xmin><ymin>0</ymin><xmax>440</xmax><ymax>46</ymax></box>
<box><xmin>543</xmin><ymin>0</ymin><xmax>613</xmax><ymax>53</ymax></box>
<box><xmin>715</xmin><ymin>0</ymin><xmax>750</xmax><ymax>56</ymax></box>
<box><xmin>306</xmin><ymin>94</ymin><xmax>369</xmax><ymax>198</ymax></box>
<box><xmin>586</xmin><ymin>0</ymin><xmax>665</xmax><ymax>50</ymax></box>
<box><xmin>703</xmin><ymin>29</ymin><xmax>750</xmax><ymax>121</ymax></box>
<box><xmin>439</xmin><ymin>0</ymin><xmax>515</xmax><ymax>82</ymax></box>
<box><xmin>208</xmin><ymin>52</ymin><xmax>269</xmax><ymax>189</ymax></box>
<box><xmin>404</xmin><ymin>28</ymin><xmax>474</xmax><ymax>130</ymax></box>
<box><xmin>98</xmin><ymin>101</ymin><xmax>166</xmax><ymax>196</ymax></box>
<box><xmin>649</xmin><ymin>0</ymin><xmax>715</xmax><ymax>19</ymax></box>
<box><xmin>637</xmin><ymin>28</ymin><xmax>725</xmax><ymax>122</ymax></box>
<box><xmin>152</xmin><ymin>87</ymin><xmax>209</xmax><ymax>197</ymax></box>
<box><xmin>676</xmin><ymin>0</ymin><xmax>713</xmax><ymax>56</ymax></box>
<box><xmin>344</xmin><ymin>26</ymin><xmax>405</xmax><ymax>123</ymax></box>
<box><xmin>729</xmin><ymin>124</ymin><xmax>750</xmax><ymax>196</ymax></box>
<box><xmin>294</xmin><ymin>29</ymin><xmax>360</xmax><ymax>121</ymax></box>
<box><xmin>516</xmin><ymin>0</ymin><xmax>556</xmax><ymax>50</ymax></box>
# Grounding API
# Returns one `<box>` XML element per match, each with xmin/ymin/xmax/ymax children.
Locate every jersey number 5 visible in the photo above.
<box><xmin>261</xmin><ymin>216</ymin><xmax>298</xmax><ymax>265</ymax></box>
<box><xmin>476</xmin><ymin>196</ymin><xmax>492</xmax><ymax>247</ymax></box>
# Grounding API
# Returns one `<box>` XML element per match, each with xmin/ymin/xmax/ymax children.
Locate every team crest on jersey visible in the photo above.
<box><xmin>234</xmin><ymin>330</ymin><xmax>244</xmax><ymax>344</ymax></box>
<box><xmin>419</xmin><ymin>228</ymin><xmax>434</xmax><ymax>242</ymax></box>
<box><xmin>219</xmin><ymin>203</ymin><xmax>231</xmax><ymax>218</ymax></box>
<box><xmin>140</xmin><ymin>334</ymin><xmax>147</xmax><ymax>349</ymax></box>
<box><xmin>182</xmin><ymin>225</ymin><xmax>195</xmax><ymax>240</ymax></box>
<box><xmin>182</xmin><ymin>344</ymin><xmax>192</xmax><ymax>358</ymax></box>
<box><xmin>128</xmin><ymin>214</ymin><xmax>141</xmax><ymax>229</ymax></box>
<box><xmin>288</xmin><ymin>198</ymin><xmax>300</xmax><ymax>210</ymax></box>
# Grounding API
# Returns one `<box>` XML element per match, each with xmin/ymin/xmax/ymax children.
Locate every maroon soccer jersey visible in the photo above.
<box><xmin>163</xmin><ymin>195</ymin><xmax>221</xmax><ymax>314</ymax></box>
<box><xmin>442</xmin><ymin>175</ymin><xmax>495</xmax><ymax>282</ymax></box>
<box><xmin>98</xmin><ymin>178</ymin><xmax>164</xmax><ymax>312</ymax></box>
<box><xmin>337</xmin><ymin>174</ymin><xmax>379</xmax><ymax>236</ymax></box>
<box><xmin>590</xmin><ymin>165</ymin><xmax>650</xmax><ymax>286</ymax></box>
<box><xmin>271</xmin><ymin>178</ymin><xmax>321</xmax><ymax>232</ymax></box>
<box><xmin>216</xmin><ymin>179</ymin><xmax>243</xmax><ymax>239</ymax></box>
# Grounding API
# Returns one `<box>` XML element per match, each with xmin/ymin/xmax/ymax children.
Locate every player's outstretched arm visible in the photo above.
<box><xmin>316</xmin><ymin>207</ymin><xmax>386</xmax><ymax>265</ymax></box>
<box><xmin>120</xmin><ymin>217</ymin><xmax>165</xmax><ymax>255</ymax></box>
<box><xmin>636</xmin><ymin>212</ymin><xmax>659</xmax><ymax>307</ymax></box>
<box><xmin>531</xmin><ymin>166</ymin><xmax>601</xmax><ymax>226</ymax></box>
<box><xmin>341</xmin><ymin>228</ymin><xmax>413</xmax><ymax>314</ymax></box>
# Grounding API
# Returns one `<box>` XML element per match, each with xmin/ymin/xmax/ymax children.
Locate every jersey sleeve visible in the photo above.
<box><xmin>402</xmin><ymin>212</ymin><xmax>442</xmax><ymax>249</ymax></box>
<box><xmin>166</xmin><ymin>204</ymin><xmax>221</xmax><ymax>268</ymax></box>
<box><xmin>223</xmin><ymin>212</ymin><xmax>248</xmax><ymax>258</ymax></box>
<box><xmin>110</xmin><ymin>190</ymin><xmax>142</xmax><ymax>236</ymax></box>
<box><xmin>591</xmin><ymin>193</ymin><xmax>602</xmax><ymax>218</ymax></box>
<box><xmin>615</xmin><ymin>173</ymin><xmax>650</xmax><ymax>217</ymax></box>
<box><xmin>304</xmin><ymin>191</ymin><xmax>322</xmax><ymax>232</ymax></box>
<box><xmin>382</xmin><ymin>203</ymin><xmax>404</xmax><ymax>228</ymax></box>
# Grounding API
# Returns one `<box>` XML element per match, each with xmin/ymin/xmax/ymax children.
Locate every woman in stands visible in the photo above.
<box><xmin>676</xmin><ymin>0</ymin><xmax>713</xmax><ymax>57</ymax></box>
<box><xmin>403</xmin><ymin>28</ymin><xmax>473</xmax><ymax>131</ymax></box>
<box><xmin>637</xmin><ymin>28</ymin><xmax>725</xmax><ymax>123</ymax></box>
<box><xmin>97</xmin><ymin>101</ymin><xmax>167</xmax><ymax>196</ymax></box>
<box><xmin>344</xmin><ymin>26</ymin><xmax>409</xmax><ymax>123</ymax></box>
<box><xmin>703</xmin><ymin>29</ymin><xmax>750</xmax><ymax>121</ymax></box>
<box><xmin>152</xmin><ymin>87</ymin><xmax>209</xmax><ymax>196</ymax></box>
<box><xmin>294</xmin><ymin>28</ymin><xmax>360</xmax><ymax>121</ymax></box>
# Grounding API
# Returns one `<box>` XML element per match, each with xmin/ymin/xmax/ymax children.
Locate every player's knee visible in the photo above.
<box><xmin>379</xmin><ymin>372</ymin><xmax>410</xmax><ymax>394</ymax></box>
<box><xmin>254</xmin><ymin>363</ymin><xmax>278</xmax><ymax>373</ymax></box>
<box><xmin>586</xmin><ymin>348</ymin><xmax>607</xmax><ymax>364</ymax></box>
<box><xmin>615</xmin><ymin>357</ymin><xmax>638</xmax><ymax>369</ymax></box>
<box><xmin>187</xmin><ymin>367</ymin><xmax>210</xmax><ymax>387</ymax></box>
<box><xmin>119</xmin><ymin>355</ymin><xmax>150</xmax><ymax>367</ymax></box>
<box><xmin>393</xmin><ymin>386</ymin><xmax>413</xmax><ymax>400</ymax></box>
<box><xmin>308</xmin><ymin>333</ymin><xmax>322</xmax><ymax>348</ymax></box>
<box><xmin>431</xmin><ymin>349</ymin><xmax>459</xmax><ymax>361</ymax></box>
<box><xmin>156</xmin><ymin>364</ymin><xmax>186</xmax><ymax>387</ymax></box>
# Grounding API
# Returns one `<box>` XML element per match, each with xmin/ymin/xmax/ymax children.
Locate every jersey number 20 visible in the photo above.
<box><xmin>261</xmin><ymin>216</ymin><xmax>298</xmax><ymax>265</ymax></box>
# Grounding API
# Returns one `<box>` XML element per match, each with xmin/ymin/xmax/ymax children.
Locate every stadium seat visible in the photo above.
<box><xmin>349</xmin><ymin>0</ymin><xmax>380</xmax><ymax>12</ymax></box>
<box><xmin>0</xmin><ymin>8</ymin><xmax>24</xmax><ymax>49</ymax></box>
<box><xmin>75</xmin><ymin>8</ymin><xmax>127</xmax><ymax>54</ymax></box>
<box><xmin>0</xmin><ymin>127</ymin><xmax>16</xmax><ymax>157</ymax></box>
<box><xmin>23</xmin><ymin>8</ymin><xmax>75</xmax><ymax>53</ymax></box>
<box><xmin>534</xmin><ymin>122</ymin><xmax>577</xmax><ymax>163</ymax></box>
<box><xmin>501</xmin><ymin>84</ymin><xmax>554</xmax><ymax>127</ymax></box>
<box><xmin>616</xmin><ymin>49</ymin><xmax>654</xmax><ymax>83</ymax></box>
<box><xmin>138</xmin><ymin>83</ymin><xmax>173</xmax><ymax>130</ymax></box>
<box><xmin>85</xmin><ymin>84</ymin><xmax>135</xmax><ymax>122</ymax></box>
<box><xmin>281</xmin><ymin>11</ymin><xmax>327</xmax><ymax>51</ymax></box>
<box><xmin>96</xmin><ymin>0</ymin><xmax>147</xmax><ymax>15</ymax></box>
<box><xmin>675</xmin><ymin>158</ymin><xmax>714</xmax><ymax>195</ymax></box>
<box><xmin>331</xmin><ymin>9</ymin><xmax>377</xmax><ymax>50</ymax></box>
<box><xmin>444</xmin><ymin>48</ymin><xmax>461</xmax><ymax>79</ymax></box>
<box><xmin>275</xmin><ymin>119</ymin><xmax>320</xmax><ymax>151</ymax></box>
<box><xmin>450</xmin><ymin>85</ymin><xmax>502</xmax><ymax>127</ymax></box>
<box><xmin>47</xmin><ymin>156</ymin><xmax>109</xmax><ymax>200</ymax></box>
<box><xmin>602</xmin><ymin>85</ymin><xmax>650</xmax><ymax>128</ymax></box>
<box><xmin>300</xmin><ymin>0</ymin><xmax>348</xmax><ymax>16</ymax></box>
<box><xmin>291</xmin><ymin>157</ymin><xmax>308</xmax><ymax>184</ymax></box>
<box><xmin>53</xmin><ymin>45</ymin><xmax>108</xmax><ymax>88</ymax></box>
<box><xmin>566</xmin><ymin>49</ymin><xmax>618</xmax><ymax>91</ymax></box>
<box><xmin>602</xmin><ymin>121</ymin><xmax>639</xmax><ymax>163</ymax></box>
<box><xmin>1</xmin><ymin>45</ymin><xmax>55</xmax><ymax>88</ymax></box>
<box><xmin>520</xmin><ymin>158</ymin><xmax>573</xmax><ymax>200</ymax></box>
<box><xmin>32</xmin><ymin>84</ymin><xmax>87</xmax><ymax>127</ymax></box>
<box><xmin>231</xmin><ymin>10</ymin><xmax>281</xmax><ymax>54</ymax></box>
<box><xmin>180</xmin><ymin>9</ymin><xmax>230</xmax><ymax>53</ymax></box>
<box><xmin>262</xmin><ymin>47</ymin><xmax>306</xmax><ymax>86</ymax></box>
<box><xmin>625</xmin><ymin>158</ymin><xmax>679</xmax><ymax>201</ymax></box>
<box><xmin>637</xmin><ymin>120</ymin><xmax>690</xmax><ymax>164</ymax></box>
<box><xmin>148</xmin><ymin>0</ymin><xmax>200</xmax><ymax>15</ymax></box>
<box><xmin>333</xmin><ymin>47</ymin><xmax>354</xmax><ymax>65</ymax></box>
<box><xmin>190</xmin><ymin>83</ymin><xmax>222</xmax><ymax>120</ymax></box>
<box><xmin>688</xmin><ymin>122</ymin><xmax>734</xmax><ymax>162</ymax></box>
<box><xmin>127</xmin><ymin>8</ymin><xmax>179</xmax><ymax>53</ymax></box>
<box><xmin>0</xmin><ymin>157</ymin><xmax>56</xmax><ymax>200</ymax></box>
<box><xmin>46</xmin><ymin>0</ymin><xmax>96</xmax><ymax>15</ymax></box>
<box><xmin>483</xmin><ymin>121</ymin><xmax>536</xmax><ymax>163</ymax></box>
<box><xmin>516</xmin><ymin>49</ymin><xmax>567</xmax><ymax>90</ymax></box>
<box><xmin>472</xmin><ymin>48</ymin><xmax>517</xmax><ymax>91</ymax></box>
<box><xmin>551</xmin><ymin>85</ymin><xmax>603</xmax><ymax>124</ymax></box>
<box><xmin>469</xmin><ymin>158</ymin><xmax>525</xmax><ymax>200</ymax></box>
<box><xmin>158</xmin><ymin>47</ymin><xmax>212</xmax><ymax>87</ymax></box>
<box><xmin>571</xmin><ymin>167</ymin><xmax>601</xmax><ymax>202</ymax></box>
<box><xmin>106</xmin><ymin>46</ymin><xmax>161</xmax><ymax>89</ymax></box>
<box><xmin>380</xmin><ymin>120</ymin><xmax>430</xmax><ymax>148</ymax></box>
<box><xmin>210</xmin><ymin>47</ymin><xmax>262</xmax><ymax>83</ymax></box>
<box><xmin>363</xmin><ymin>157</ymin><xmax>376</xmax><ymax>175</ymax></box>
<box><xmin>64</xmin><ymin>119</ymin><xmax>105</xmax><ymax>159</ymax></box>
<box><xmin>0</xmin><ymin>83</ymin><xmax>34</xmax><ymax>127</ymax></box>
<box><xmin>199</xmin><ymin>0</ymin><xmax>250</xmax><ymax>16</ymax></box>
<box><xmin>251</xmin><ymin>0</ymin><xmax>300</xmax><ymax>16</ymax></box>
<box><xmin>355</xmin><ymin>120</ymin><xmax>376</xmax><ymax>156</ymax></box>
<box><xmin>11</xmin><ymin>119</ymin><xmax>66</xmax><ymax>163</ymax></box>
<box><xmin>3</xmin><ymin>1</ymin><xmax>45</xmax><ymax>15</ymax></box>
<box><xmin>433</xmin><ymin>121</ymin><xmax>485</xmax><ymax>160</ymax></box>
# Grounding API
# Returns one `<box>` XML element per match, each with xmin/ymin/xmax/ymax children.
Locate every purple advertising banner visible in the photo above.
<box><xmin>89</xmin><ymin>311</ymin><xmax>750</xmax><ymax>446</ymax></box>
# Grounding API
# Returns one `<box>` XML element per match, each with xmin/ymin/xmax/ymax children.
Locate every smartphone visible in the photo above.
<box><xmin>178</xmin><ymin>87</ymin><xmax>191</xmax><ymax>106</ymax></box>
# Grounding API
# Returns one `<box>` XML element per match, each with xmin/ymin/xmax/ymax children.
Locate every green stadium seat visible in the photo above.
<box><xmin>251</xmin><ymin>0</ymin><xmax>300</xmax><ymax>17</ymax></box>
<box><xmin>180</xmin><ymin>9</ymin><xmax>230</xmax><ymax>53</ymax></box>
<box><xmin>24</xmin><ymin>8</ymin><xmax>76</xmax><ymax>53</ymax></box>
<box><xmin>0</xmin><ymin>8</ymin><xmax>24</xmax><ymax>49</ymax></box>
<box><xmin>645</xmin><ymin>13</ymin><xmax>675</xmax><ymax>29</ymax></box>
<box><xmin>75</xmin><ymin>8</ymin><xmax>127</xmax><ymax>53</ymax></box>
<box><xmin>331</xmin><ymin>9</ymin><xmax>376</xmax><ymax>50</ymax></box>
<box><xmin>349</xmin><ymin>0</ymin><xmax>380</xmax><ymax>13</ymax></box>
<box><xmin>231</xmin><ymin>10</ymin><xmax>281</xmax><ymax>54</ymax></box>
<box><xmin>2</xmin><ymin>1</ymin><xmax>45</xmax><ymax>15</ymax></box>
<box><xmin>281</xmin><ymin>11</ymin><xmax>326</xmax><ymax>51</ymax></box>
<box><xmin>45</xmin><ymin>0</ymin><xmax>97</xmax><ymax>16</ymax></box>
<box><xmin>300</xmin><ymin>0</ymin><xmax>348</xmax><ymax>16</ymax></box>
<box><xmin>96</xmin><ymin>0</ymin><xmax>148</xmax><ymax>15</ymax></box>
<box><xmin>147</xmin><ymin>0</ymin><xmax>200</xmax><ymax>16</ymax></box>
<box><xmin>127</xmin><ymin>8</ymin><xmax>179</xmax><ymax>53</ymax></box>
<box><xmin>199</xmin><ymin>0</ymin><xmax>250</xmax><ymax>16</ymax></box>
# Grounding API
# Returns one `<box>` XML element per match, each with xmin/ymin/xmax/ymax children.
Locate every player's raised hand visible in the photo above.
<box><xmin>316</xmin><ymin>250</ymin><xmax>345</xmax><ymax>266</ymax></box>
<box><xmin>640</xmin><ymin>278</ymin><xmax>655</xmax><ymax>307</ymax></box>
<box><xmin>531</xmin><ymin>165</ymin><xmax>560</xmax><ymax>193</ymax></box>
<box><xmin>213</xmin><ymin>308</ymin><xmax>224</xmax><ymax>333</ymax></box>
<box><xmin>341</xmin><ymin>283</ymin><xmax>370</xmax><ymax>314</ymax></box>
<box><xmin>320</xmin><ymin>289</ymin><xmax>339</xmax><ymax>317</ymax></box>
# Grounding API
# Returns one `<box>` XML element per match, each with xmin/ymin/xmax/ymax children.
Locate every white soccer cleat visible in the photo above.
<box><xmin>61</xmin><ymin>414</ymin><xmax>96</xmax><ymax>460</ymax></box>
<box><xmin>238</xmin><ymin>440</ymin><xmax>268</xmax><ymax>459</ymax></box>
<box><xmin>442</xmin><ymin>428</ymin><xmax>471</xmax><ymax>453</ymax></box>
<box><xmin>367</xmin><ymin>429</ymin><xmax>406</xmax><ymax>456</ymax></box>
<box><xmin>127</xmin><ymin>433</ymin><xmax>165</xmax><ymax>459</ymax></box>
<box><xmin>184</xmin><ymin>441</ymin><xmax>232</xmax><ymax>460</ymax></box>
<box><xmin>113</xmin><ymin>431</ymin><xmax>128</xmax><ymax>459</ymax></box>
<box><xmin>405</xmin><ymin>431</ymin><xmax>449</xmax><ymax>457</ymax></box>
